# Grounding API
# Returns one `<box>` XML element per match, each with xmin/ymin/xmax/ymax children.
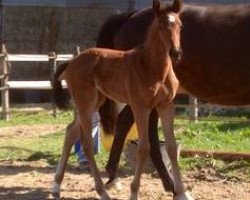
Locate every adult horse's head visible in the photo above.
<box><xmin>153</xmin><ymin>0</ymin><xmax>183</xmax><ymax>64</ymax></box>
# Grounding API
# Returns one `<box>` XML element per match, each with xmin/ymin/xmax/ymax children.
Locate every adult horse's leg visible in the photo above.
<box><xmin>105</xmin><ymin>105</ymin><xmax>134</xmax><ymax>184</ymax></box>
<box><xmin>156</xmin><ymin>102</ymin><xmax>194</xmax><ymax>200</ymax></box>
<box><xmin>52</xmin><ymin>117</ymin><xmax>80</xmax><ymax>198</ymax></box>
<box><xmin>99</xmin><ymin>99</ymin><xmax>118</xmax><ymax>135</ymax></box>
<box><xmin>130</xmin><ymin>107</ymin><xmax>150</xmax><ymax>200</ymax></box>
<box><xmin>148</xmin><ymin>109</ymin><xmax>175</xmax><ymax>192</ymax></box>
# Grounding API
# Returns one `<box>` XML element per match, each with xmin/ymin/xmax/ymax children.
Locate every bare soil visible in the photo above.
<box><xmin>0</xmin><ymin>125</ymin><xmax>249</xmax><ymax>200</ymax></box>
<box><xmin>0</xmin><ymin>160</ymin><xmax>249</xmax><ymax>200</ymax></box>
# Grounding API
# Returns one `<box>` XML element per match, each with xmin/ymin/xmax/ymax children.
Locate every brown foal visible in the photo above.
<box><xmin>52</xmin><ymin>0</ymin><xmax>185</xmax><ymax>199</ymax></box>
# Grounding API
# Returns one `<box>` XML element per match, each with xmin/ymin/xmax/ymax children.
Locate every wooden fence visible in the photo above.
<box><xmin>0</xmin><ymin>50</ymin><xmax>199</xmax><ymax>121</ymax></box>
<box><xmin>1</xmin><ymin>44</ymin><xmax>248</xmax><ymax>122</ymax></box>
<box><xmin>0</xmin><ymin>44</ymin><xmax>73</xmax><ymax>120</ymax></box>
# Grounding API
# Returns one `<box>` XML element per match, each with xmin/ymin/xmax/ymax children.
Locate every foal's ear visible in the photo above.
<box><xmin>153</xmin><ymin>0</ymin><xmax>161</xmax><ymax>14</ymax></box>
<box><xmin>171</xmin><ymin>0</ymin><xmax>182</xmax><ymax>13</ymax></box>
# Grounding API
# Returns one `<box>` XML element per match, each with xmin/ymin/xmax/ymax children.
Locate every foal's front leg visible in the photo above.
<box><xmin>129</xmin><ymin>108</ymin><xmax>151</xmax><ymax>200</ymax></box>
<box><xmin>156</xmin><ymin>103</ymin><xmax>194</xmax><ymax>200</ymax></box>
<box><xmin>52</xmin><ymin>117</ymin><xmax>80</xmax><ymax>199</ymax></box>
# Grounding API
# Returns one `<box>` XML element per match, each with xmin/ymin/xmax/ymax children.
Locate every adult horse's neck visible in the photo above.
<box><xmin>142</xmin><ymin>19</ymin><xmax>171</xmax><ymax>81</ymax></box>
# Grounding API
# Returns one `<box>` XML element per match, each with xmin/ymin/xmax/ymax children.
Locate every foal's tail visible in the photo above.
<box><xmin>52</xmin><ymin>62</ymin><xmax>71</xmax><ymax>110</ymax></box>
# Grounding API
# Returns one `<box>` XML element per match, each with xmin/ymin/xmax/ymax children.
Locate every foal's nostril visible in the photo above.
<box><xmin>177</xmin><ymin>50</ymin><xmax>182</xmax><ymax>59</ymax></box>
<box><xmin>170</xmin><ymin>48</ymin><xmax>182</xmax><ymax>64</ymax></box>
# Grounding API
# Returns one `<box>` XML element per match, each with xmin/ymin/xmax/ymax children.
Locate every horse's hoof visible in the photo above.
<box><xmin>174</xmin><ymin>191</ymin><xmax>194</xmax><ymax>200</ymax></box>
<box><xmin>105</xmin><ymin>178</ymin><xmax>122</xmax><ymax>191</ymax></box>
<box><xmin>51</xmin><ymin>191</ymin><xmax>60</xmax><ymax>200</ymax></box>
<box><xmin>129</xmin><ymin>193</ymin><xmax>138</xmax><ymax>200</ymax></box>
<box><xmin>51</xmin><ymin>182</ymin><xmax>61</xmax><ymax>199</ymax></box>
<box><xmin>100</xmin><ymin>192</ymin><xmax>111</xmax><ymax>200</ymax></box>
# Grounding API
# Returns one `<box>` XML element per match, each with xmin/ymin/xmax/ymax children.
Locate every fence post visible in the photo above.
<box><xmin>128</xmin><ymin>0</ymin><xmax>135</xmax><ymax>11</ymax></box>
<box><xmin>0</xmin><ymin>44</ymin><xmax>9</xmax><ymax>120</ymax></box>
<box><xmin>48</xmin><ymin>51</ymin><xmax>57</xmax><ymax>117</ymax></box>
<box><xmin>75</xmin><ymin>46</ymin><xmax>80</xmax><ymax>56</ymax></box>
<box><xmin>189</xmin><ymin>95</ymin><xmax>198</xmax><ymax>122</ymax></box>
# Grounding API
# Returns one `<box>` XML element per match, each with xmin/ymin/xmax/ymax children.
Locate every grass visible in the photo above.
<box><xmin>0</xmin><ymin>110</ymin><xmax>73</xmax><ymax>127</ymax></box>
<box><xmin>174</xmin><ymin>120</ymin><xmax>250</xmax><ymax>152</ymax></box>
<box><xmin>0</xmin><ymin>132</ymin><xmax>64</xmax><ymax>165</ymax></box>
<box><xmin>0</xmin><ymin>110</ymin><xmax>249</xmax><ymax>179</ymax></box>
<box><xmin>0</xmin><ymin>111</ymin><xmax>75</xmax><ymax>165</ymax></box>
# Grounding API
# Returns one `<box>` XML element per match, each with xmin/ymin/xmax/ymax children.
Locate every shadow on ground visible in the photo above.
<box><xmin>0</xmin><ymin>186</ymin><xmax>122</xmax><ymax>200</ymax></box>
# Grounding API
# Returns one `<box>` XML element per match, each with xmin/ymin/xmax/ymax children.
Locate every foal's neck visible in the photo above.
<box><xmin>142</xmin><ymin>21</ymin><xmax>171</xmax><ymax>80</ymax></box>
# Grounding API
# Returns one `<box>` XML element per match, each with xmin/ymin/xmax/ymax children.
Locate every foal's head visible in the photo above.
<box><xmin>153</xmin><ymin>0</ymin><xmax>183</xmax><ymax>63</ymax></box>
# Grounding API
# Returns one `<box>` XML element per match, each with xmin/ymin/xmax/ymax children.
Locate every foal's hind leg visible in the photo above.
<box><xmin>76</xmin><ymin>90</ymin><xmax>110</xmax><ymax>200</ymax></box>
<box><xmin>156</xmin><ymin>103</ymin><xmax>194</xmax><ymax>200</ymax></box>
<box><xmin>52</xmin><ymin>117</ymin><xmax>80</xmax><ymax>199</ymax></box>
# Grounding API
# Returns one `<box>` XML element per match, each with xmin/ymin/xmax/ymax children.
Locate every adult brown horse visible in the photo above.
<box><xmin>97</xmin><ymin>0</ymin><xmax>250</xmax><ymax>195</ymax></box>
<box><xmin>52</xmin><ymin>2</ymin><xmax>250</xmax><ymax>199</ymax></box>
<box><xmin>52</xmin><ymin>1</ymin><xmax>190</xmax><ymax>199</ymax></box>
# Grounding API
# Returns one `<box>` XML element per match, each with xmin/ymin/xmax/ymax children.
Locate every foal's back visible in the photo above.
<box><xmin>65</xmin><ymin>46</ymin><xmax>148</xmax><ymax>104</ymax></box>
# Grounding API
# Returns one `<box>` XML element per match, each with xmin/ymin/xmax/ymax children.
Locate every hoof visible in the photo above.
<box><xmin>105</xmin><ymin>178</ymin><xmax>122</xmax><ymax>191</ymax></box>
<box><xmin>100</xmin><ymin>192</ymin><xmax>111</xmax><ymax>200</ymax></box>
<box><xmin>129</xmin><ymin>193</ymin><xmax>138</xmax><ymax>200</ymax></box>
<box><xmin>174</xmin><ymin>191</ymin><xmax>194</xmax><ymax>200</ymax></box>
<box><xmin>51</xmin><ymin>192</ymin><xmax>60</xmax><ymax>200</ymax></box>
<box><xmin>51</xmin><ymin>182</ymin><xmax>61</xmax><ymax>199</ymax></box>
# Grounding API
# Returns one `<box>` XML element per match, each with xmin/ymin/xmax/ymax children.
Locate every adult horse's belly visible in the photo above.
<box><xmin>176</xmin><ymin>5</ymin><xmax>250</xmax><ymax>106</ymax></box>
<box><xmin>175</xmin><ymin>62</ymin><xmax>250</xmax><ymax>106</ymax></box>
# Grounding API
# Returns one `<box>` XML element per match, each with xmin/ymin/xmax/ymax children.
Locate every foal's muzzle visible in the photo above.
<box><xmin>170</xmin><ymin>47</ymin><xmax>182</xmax><ymax>65</ymax></box>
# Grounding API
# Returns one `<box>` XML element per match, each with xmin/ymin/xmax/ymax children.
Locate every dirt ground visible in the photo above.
<box><xmin>0</xmin><ymin>160</ymin><xmax>249</xmax><ymax>200</ymax></box>
<box><xmin>0</xmin><ymin>125</ymin><xmax>249</xmax><ymax>200</ymax></box>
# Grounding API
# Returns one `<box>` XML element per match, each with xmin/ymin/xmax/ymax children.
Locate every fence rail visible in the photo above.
<box><xmin>7</xmin><ymin>54</ymin><xmax>73</xmax><ymax>62</ymax></box>
<box><xmin>0</xmin><ymin>44</ymin><xmax>73</xmax><ymax>120</ymax></box>
<box><xmin>0</xmin><ymin>44</ymin><xmax>198</xmax><ymax>121</ymax></box>
<box><xmin>1</xmin><ymin>44</ymin><xmax>249</xmax><ymax>121</ymax></box>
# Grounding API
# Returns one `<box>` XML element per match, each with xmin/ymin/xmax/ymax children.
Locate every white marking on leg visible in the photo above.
<box><xmin>114</xmin><ymin>178</ymin><xmax>122</xmax><ymax>191</ymax></box>
<box><xmin>105</xmin><ymin>178</ymin><xmax>122</xmax><ymax>191</ymax></box>
<box><xmin>174</xmin><ymin>191</ymin><xmax>195</xmax><ymax>200</ymax></box>
<box><xmin>52</xmin><ymin>181</ymin><xmax>61</xmax><ymax>195</ymax></box>
<box><xmin>55</xmin><ymin>163</ymin><xmax>63</xmax><ymax>178</ymax></box>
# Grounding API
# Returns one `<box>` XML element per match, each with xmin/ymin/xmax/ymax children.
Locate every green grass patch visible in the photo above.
<box><xmin>0</xmin><ymin>130</ymin><xmax>67</xmax><ymax>165</ymax></box>
<box><xmin>0</xmin><ymin>111</ymin><xmax>76</xmax><ymax>165</ymax></box>
<box><xmin>0</xmin><ymin>110</ymin><xmax>249</xmax><ymax>176</ymax></box>
<box><xmin>174</xmin><ymin>120</ymin><xmax>250</xmax><ymax>152</ymax></box>
<box><xmin>0</xmin><ymin>110</ymin><xmax>74</xmax><ymax>127</ymax></box>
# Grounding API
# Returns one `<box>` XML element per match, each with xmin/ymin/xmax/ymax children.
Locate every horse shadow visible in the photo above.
<box><xmin>0</xmin><ymin>186</ymin><xmax>122</xmax><ymax>200</ymax></box>
<box><xmin>0</xmin><ymin>160</ymin><xmax>117</xmax><ymax>177</ymax></box>
<box><xmin>217</xmin><ymin>121</ymin><xmax>250</xmax><ymax>132</ymax></box>
<box><xmin>0</xmin><ymin>186</ymin><xmax>50</xmax><ymax>200</ymax></box>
